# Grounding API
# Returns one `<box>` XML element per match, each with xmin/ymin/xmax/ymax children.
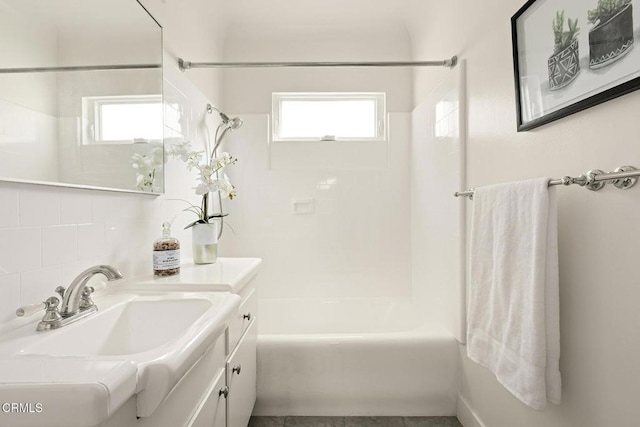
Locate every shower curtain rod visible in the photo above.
<box><xmin>178</xmin><ymin>56</ymin><xmax>457</xmax><ymax>71</ymax></box>
<box><xmin>454</xmin><ymin>166</ymin><xmax>640</xmax><ymax>199</ymax></box>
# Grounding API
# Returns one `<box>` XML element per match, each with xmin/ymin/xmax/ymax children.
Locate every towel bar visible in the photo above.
<box><xmin>454</xmin><ymin>165</ymin><xmax>639</xmax><ymax>199</ymax></box>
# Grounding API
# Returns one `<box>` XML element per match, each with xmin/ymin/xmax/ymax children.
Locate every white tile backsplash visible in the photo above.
<box><xmin>0</xmin><ymin>274</ymin><xmax>21</xmax><ymax>323</ymax></box>
<box><xmin>91</xmin><ymin>193</ymin><xmax>141</xmax><ymax>223</ymax></box>
<box><xmin>42</xmin><ymin>225</ymin><xmax>78</xmax><ymax>266</ymax></box>
<box><xmin>77</xmin><ymin>223</ymin><xmax>106</xmax><ymax>261</ymax></box>
<box><xmin>0</xmin><ymin>228</ymin><xmax>42</xmax><ymax>275</ymax></box>
<box><xmin>20</xmin><ymin>266</ymin><xmax>61</xmax><ymax>307</ymax></box>
<box><xmin>19</xmin><ymin>186</ymin><xmax>60</xmax><ymax>226</ymax></box>
<box><xmin>59</xmin><ymin>190</ymin><xmax>93</xmax><ymax>225</ymax></box>
<box><xmin>0</xmin><ymin>185</ymin><xmax>19</xmax><ymax>228</ymax></box>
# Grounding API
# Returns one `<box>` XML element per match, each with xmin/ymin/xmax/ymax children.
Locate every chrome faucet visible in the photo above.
<box><xmin>57</xmin><ymin>265</ymin><xmax>123</xmax><ymax>316</ymax></box>
<box><xmin>16</xmin><ymin>265</ymin><xmax>123</xmax><ymax>331</ymax></box>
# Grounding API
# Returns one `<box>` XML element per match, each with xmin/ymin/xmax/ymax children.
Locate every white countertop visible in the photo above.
<box><xmin>118</xmin><ymin>257</ymin><xmax>262</xmax><ymax>294</ymax></box>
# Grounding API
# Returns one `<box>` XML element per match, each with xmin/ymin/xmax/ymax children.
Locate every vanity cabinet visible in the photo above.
<box><xmin>185</xmin><ymin>278</ymin><xmax>258</xmax><ymax>427</ymax></box>
<box><xmin>187</xmin><ymin>370</ymin><xmax>226</xmax><ymax>427</ymax></box>
<box><xmin>225</xmin><ymin>285</ymin><xmax>258</xmax><ymax>427</ymax></box>
<box><xmin>227</xmin><ymin>319</ymin><xmax>257</xmax><ymax>427</ymax></box>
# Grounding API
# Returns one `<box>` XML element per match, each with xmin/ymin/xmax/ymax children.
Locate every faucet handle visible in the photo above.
<box><xmin>41</xmin><ymin>297</ymin><xmax>62</xmax><ymax>321</ymax></box>
<box><xmin>16</xmin><ymin>297</ymin><xmax>60</xmax><ymax>319</ymax></box>
<box><xmin>35</xmin><ymin>297</ymin><xmax>62</xmax><ymax>331</ymax></box>
<box><xmin>79</xmin><ymin>286</ymin><xmax>96</xmax><ymax>311</ymax></box>
<box><xmin>16</xmin><ymin>302</ymin><xmax>46</xmax><ymax>317</ymax></box>
<box><xmin>55</xmin><ymin>286</ymin><xmax>66</xmax><ymax>299</ymax></box>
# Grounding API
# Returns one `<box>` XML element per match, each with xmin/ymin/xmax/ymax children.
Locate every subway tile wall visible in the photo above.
<box><xmin>219</xmin><ymin>113</ymin><xmax>412</xmax><ymax>299</ymax></box>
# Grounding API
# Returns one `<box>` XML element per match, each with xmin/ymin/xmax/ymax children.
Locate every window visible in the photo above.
<box><xmin>272</xmin><ymin>92</ymin><xmax>386</xmax><ymax>141</ymax></box>
<box><xmin>82</xmin><ymin>95</ymin><xmax>163</xmax><ymax>144</ymax></box>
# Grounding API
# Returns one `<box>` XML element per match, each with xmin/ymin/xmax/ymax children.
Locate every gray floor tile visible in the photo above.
<box><xmin>284</xmin><ymin>416</ymin><xmax>345</xmax><ymax>427</ymax></box>
<box><xmin>249</xmin><ymin>416</ymin><xmax>287</xmax><ymax>427</ymax></box>
<box><xmin>251</xmin><ymin>416</ymin><xmax>462</xmax><ymax>427</ymax></box>
<box><xmin>344</xmin><ymin>416</ymin><xmax>405</xmax><ymax>426</ymax></box>
<box><xmin>403</xmin><ymin>417</ymin><xmax>462</xmax><ymax>427</ymax></box>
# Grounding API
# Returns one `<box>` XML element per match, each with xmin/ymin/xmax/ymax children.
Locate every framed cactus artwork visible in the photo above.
<box><xmin>512</xmin><ymin>0</ymin><xmax>640</xmax><ymax>131</ymax></box>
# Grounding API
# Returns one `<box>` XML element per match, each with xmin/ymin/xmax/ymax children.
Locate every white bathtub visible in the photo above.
<box><xmin>252</xmin><ymin>297</ymin><xmax>459</xmax><ymax>416</ymax></box>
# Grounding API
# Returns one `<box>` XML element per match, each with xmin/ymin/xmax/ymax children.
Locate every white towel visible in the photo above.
<box><xmin>467</xmin><ymin>178</ymin><xmax>561</xmax><ymax>410</ymax></box>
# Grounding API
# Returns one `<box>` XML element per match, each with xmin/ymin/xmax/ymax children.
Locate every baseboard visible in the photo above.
<box><xmin>457</xmin><ymin>395</ymin><xmax>486</xmax><ymax>427</ymax></box>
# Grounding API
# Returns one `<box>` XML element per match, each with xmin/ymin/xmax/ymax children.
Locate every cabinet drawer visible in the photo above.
<box><xmin>187</xmin><ymin>369</ymin><xmax>226</xmax><ymax>427</ymax></box>
<box><xmin>227</xmin><ymin>288</ymin><xmax>256</xmax><ymax>354</ymax></box>
<box><xmin>227</xmin><ymin>320</ymin><xmax>257</xmax><ymax>427</ymax></box>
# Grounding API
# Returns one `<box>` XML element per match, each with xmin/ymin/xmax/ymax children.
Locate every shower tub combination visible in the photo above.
<box><xmin>252</xmin><ymin>297</ymin><xmax>459</xmax><ymax>416</ymax></box>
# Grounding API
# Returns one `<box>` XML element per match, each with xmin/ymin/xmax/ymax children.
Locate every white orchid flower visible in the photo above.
<box><xmin>213</xmin><ymin>152</ymin><xmax>234</xmax><ymax>169</ymax></box>
<box><xmin>169</xmin><ymin>138</ymin><xmax>237</xmax><ymax>221</ymax></box>
<box><xmin>214</xmin><ymin>174</ymin><xmax>236</xmax><ymax>199</ymax></box>
<box><xmin>194</xmin><ymin>183</ymin><xmax>210</xmax><ymax>195</ymax></box>
<box><xmin>198</xmin><ymin>164</ymin><xmax>216</xmax><ymax>178</ymax></box>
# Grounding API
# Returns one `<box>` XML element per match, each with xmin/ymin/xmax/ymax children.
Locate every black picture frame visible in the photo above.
<box><xmin>512</xmin><ymin>0</ymin><xmax>640</xmax><ymax>131</ymax></box>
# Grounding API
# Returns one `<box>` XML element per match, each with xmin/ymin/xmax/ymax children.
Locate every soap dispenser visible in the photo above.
<box><xmin>153</xmin><ymin>222</ymin><xmax>180</xmax><ymax>277</ymax></box>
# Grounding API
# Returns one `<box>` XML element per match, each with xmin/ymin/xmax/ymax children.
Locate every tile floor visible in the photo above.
<box><xmin>249</xmin><ymin>416</ymin><xmax>463</xmax><ymax>427</ymax></box>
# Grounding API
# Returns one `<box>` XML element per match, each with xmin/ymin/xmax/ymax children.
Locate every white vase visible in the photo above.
<box><xmin>192</xmin><ymin>222</ymin><xmax>218</xmax><ymax>264</ymax></box>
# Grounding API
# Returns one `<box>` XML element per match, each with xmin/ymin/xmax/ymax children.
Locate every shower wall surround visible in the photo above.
<box><xmin>219</xmin><ymin>113</ymin><xmax>412</xmax><ymax>299</ymax></box>
<box><xmin>411</xmin><ymin>65</ymin><xmax>465</xmax><ymax>338</ymax></box>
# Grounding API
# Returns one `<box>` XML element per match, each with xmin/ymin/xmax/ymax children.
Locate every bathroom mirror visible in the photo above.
<box><xmin>0</xmin><ymin>0</ymin><xmax>164</xmax><ymax>194</ymax></box>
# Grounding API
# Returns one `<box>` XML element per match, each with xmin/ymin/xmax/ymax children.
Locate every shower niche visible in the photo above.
<box><xmin>0</xmin><ymin>0</ymin><xmax>164</xmax><ymax>193</ymax></box>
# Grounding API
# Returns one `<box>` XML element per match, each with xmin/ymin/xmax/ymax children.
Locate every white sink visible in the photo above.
<box><xmin>23</xmin><ymin>297</ymin><xmax>213</xmax><ymax>356</ymax></box>
<box><xmin>0</xmin><ymin>290</ymin><xmax>241</xmax><ymax>425</ymax></box>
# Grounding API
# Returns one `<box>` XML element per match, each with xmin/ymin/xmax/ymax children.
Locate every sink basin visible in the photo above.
<box><xmin>0</xmin><ymin>290</ymin><xmax>241</xmax><ymax>424</ymax></box>
<box><xmin>24</xmin><ymin>297</ymin><xmax>213</xmax><ymax>356</ymax></box>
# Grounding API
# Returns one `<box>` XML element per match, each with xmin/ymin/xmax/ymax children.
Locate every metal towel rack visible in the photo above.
<box><xmin>454</xmin><ymin>165</ymin><xmax>640</xmax><ymax>199</ymax></box>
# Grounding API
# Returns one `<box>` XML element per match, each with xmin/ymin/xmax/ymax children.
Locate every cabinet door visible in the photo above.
<box><xmin>226</xmin><ymin>320</ymin><xmax>257</xmax><ymax>427</ymax></box>
<box><xmin>227</xmin><ymin>288</ymin><xmax>257</xmax><ymax>355</ymax></box>
<box><xmin>188</xmin><ymin>369</ymin><xmax>226</xmax><ymax>427</ymax></box>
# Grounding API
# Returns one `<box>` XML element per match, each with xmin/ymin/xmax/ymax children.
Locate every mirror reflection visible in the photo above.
<box><xmin>0</xmin><ymin>0</ymin><xmax>164</xmax><ymax>193</ymax></box>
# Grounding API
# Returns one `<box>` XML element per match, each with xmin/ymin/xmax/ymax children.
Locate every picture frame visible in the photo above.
<box><xmin>512</xmin><ymin>0</ymin><xmax>640</xmax><ymax>131</ymax></box>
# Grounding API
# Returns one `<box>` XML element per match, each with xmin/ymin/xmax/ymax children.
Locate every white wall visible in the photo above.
<box><xmin>0</xmin><ymin>0</ymin><xmax>224</xmax><ymax>329</ymax></box>
<box><xmin>222</xmin><ymin>23</ymin><xmax>413</xmax><ymax>113</ymax></box>
<box><xmin>411</xmin><ymin>1</ymin><xmax>640</xmax><ymax>426</ymax></box>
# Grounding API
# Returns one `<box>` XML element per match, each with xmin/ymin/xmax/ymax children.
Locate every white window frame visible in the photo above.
<box><xmin>271</xmin><ymin>92</ymin><xmax>387</xmax><ymax>142</ymax></box>
<box><xmin>82</xmin><ymin>94</ymin><xmax>163</xmax><ymax>145</ymax></box>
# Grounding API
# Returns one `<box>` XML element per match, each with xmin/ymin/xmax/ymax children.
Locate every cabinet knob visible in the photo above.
<box><xmin>232</xmin><ymin>364</ymin><xmax>242</xmax><ymax>375</ymax></box>
<box><xmin>219</xmin><ymin>386</ymin><xmax>229</xmax><ymax>398</ymax></box>
<box><xmin>243</xmin><ymin>312</ymin><xmax>252</xmax><ymax>321</ymax></box>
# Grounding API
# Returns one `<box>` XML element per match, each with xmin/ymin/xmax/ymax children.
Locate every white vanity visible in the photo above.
<box><xmin>0</xmin><ymin>258</ymin><xmax>261</xmax><ymax>427</ymax></box>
